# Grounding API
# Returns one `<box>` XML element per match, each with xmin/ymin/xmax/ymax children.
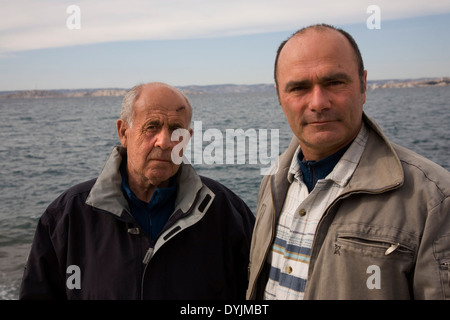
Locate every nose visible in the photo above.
<box><xmin>309</xmin><ymin>85</ymin><xmax>331</xmax><ymax>112</ymax></box>
<box><xmin>154</xmin><ymin>127</ymin><xmax>172</xmax><ymax>150</ymax></box>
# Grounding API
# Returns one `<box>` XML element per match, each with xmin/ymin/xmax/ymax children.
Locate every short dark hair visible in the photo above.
<box><xmin>274</xmin><ymin>24</ymin><xmax>365</xmax><ymax>93</ymax></box>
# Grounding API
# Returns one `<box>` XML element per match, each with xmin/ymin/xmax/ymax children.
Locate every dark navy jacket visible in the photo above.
<box><xmin>20</xmin><ymin>146</ymin><xmax>255</xmax><ymax>300</ymax></box>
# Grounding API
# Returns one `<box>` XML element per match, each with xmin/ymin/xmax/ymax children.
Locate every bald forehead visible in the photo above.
<box><xmin>284</xmin><ymin>27</ymin><xmax>350</xmax><ymax>55</ymax></box>
<box><xmin>292</xmin><ymin>25</ymin><xmax>343</xmax><ymax>39</ymax></box>
<box><xmin>279</xmin><ymin>27</ymin><xmax>357</xmax><ymax>70</ymax></box>
<box><xmin>140</xmin><ymin>83</ymin><xmax>189</xmax><ymax>105</ymax></box>
<box><xmin>136</xmin><ymin>83</ymin><xmax>192</xmax><ymax>120</ymax></box>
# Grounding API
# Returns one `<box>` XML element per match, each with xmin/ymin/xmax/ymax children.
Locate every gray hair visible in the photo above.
<box><xmin>120</xmin><ymin>83</ymin><xmax>143</xmax><ymax>127</ymax></box>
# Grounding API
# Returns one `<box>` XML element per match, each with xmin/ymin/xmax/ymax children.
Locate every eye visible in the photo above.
<box><xmin>323</xmin><ymin>74</ymin><xmax>351</xmax><ymax>87</ymax></box>
<box><xmin>143</xmin><ymin>122</ymin><xmax>161</xmax><ymax>133</ymax></box>
<box><xmin>291</xmin><ymin>83</ymin><xmax>310</xmax><ymax>91</ymax></box>
<box><xmin>287</xmin><ymin>86</ymin><xmax>309</xmax><ymax>95</ymax></box>
<box><xmin>169</xmin><ymin>124</ymin><xmax>184</xmax><ymax>132</ymax></box>
<box><xmin>327</xmin><ymin>80</ymin><xmax>345</xmax><ymax>86</ymax></box>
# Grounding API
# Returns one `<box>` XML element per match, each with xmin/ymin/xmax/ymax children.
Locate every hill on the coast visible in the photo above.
<box><xmin>1</xmin><ymin>77</ymin><xmax>449</xmax><ymax>99</ymax></box>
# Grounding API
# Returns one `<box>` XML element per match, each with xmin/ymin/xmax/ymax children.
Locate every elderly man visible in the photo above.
<box><xmin>247</xmin><ymin>24</ymin><xmax>450</xmax><ymax>300</ymax></box>
<box><xmin>20</xmin><ymin>82</ymin><xmax>255</xmax><ymax>299</ymax></box>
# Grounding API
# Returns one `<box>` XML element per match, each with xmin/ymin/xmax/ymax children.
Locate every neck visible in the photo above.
<box><xmin>300</xmin><ymin>146</ymin><xmax>343</xmax><ymax>162</ymax></box>
<box><xmin>126</xmin><ymin>170</ymin><xmax>170</xmax><ymax>203</ymax></box>
<box><xmin>298</xmin><ymin>142</ymin><xmax>352</xmax><ymax>192</ymax></box>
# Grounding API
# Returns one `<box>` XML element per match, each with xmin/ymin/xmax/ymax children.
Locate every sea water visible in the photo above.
<box><xmin>0</xmin><ymin>86</ymin><xmax>449</xmax><ymax>299</ymax></box>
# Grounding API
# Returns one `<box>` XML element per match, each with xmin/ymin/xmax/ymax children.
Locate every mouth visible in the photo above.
<box><xmin>308</xmin><ymin>120</ymin><xmax>337</xmax><ymax>125</ymax></box>
<box><xmin>151</xmin><ymin>158</ymin><xmax>172</xmax><ymax>163</ymax></box>
<box><xmin>147</xmin><ymin>156</ymin><xmax>173</xmax><ymax>164</ymax></box>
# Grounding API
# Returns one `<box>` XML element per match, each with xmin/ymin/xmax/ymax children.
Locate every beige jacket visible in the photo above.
<box><xmin>247</xmin><ymin>114</ymin><xmax>450</xmax><ymax>300</ymax></box>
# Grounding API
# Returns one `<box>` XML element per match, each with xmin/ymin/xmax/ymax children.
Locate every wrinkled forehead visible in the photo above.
<box><xmin>134</xmin><ymin>84</ymin><xmax>192</xmax><ymax>123</ymax></box>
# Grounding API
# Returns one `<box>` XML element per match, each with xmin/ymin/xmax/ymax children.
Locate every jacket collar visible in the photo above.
<box><xmin>85</xmin><ymin>146</ymin><xmax>129</xmax><ymax>217</ymax></box>
<box><xmin>346</xmin><ymin>113</ymin><xmax>403</xmax><ymax>193</ymax></box>
<box><xmin>85</xmin><ymin>146</ymin><xmax>204</xmax><ymax>218</ymax></box>
<box><xmin>271</xmin><ymin>113</ymin><xmax>404</xmax><ymax>215</ymax></box>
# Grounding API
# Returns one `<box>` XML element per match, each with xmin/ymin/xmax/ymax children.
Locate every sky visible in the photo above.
<box><xmin>1</xmin><ymin>0</ymin><xmax>450</xmax><ymax>91</ymax></box>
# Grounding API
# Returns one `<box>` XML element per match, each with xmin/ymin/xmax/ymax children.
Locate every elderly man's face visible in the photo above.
<box><xmin>277</xmin><ymin>28</ymin><xmax>367</xmax><ymax>161</ymax></box>
<box><xmin>118</xmin><ymin>84</ymin><xmax>192</xmax><ymax>190</ymax></box>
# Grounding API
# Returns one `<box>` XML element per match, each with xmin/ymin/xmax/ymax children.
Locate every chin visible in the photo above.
<box><xmin>306</xmin><ymin>130</ymin><xmax>344</xmax><ymax>144</ymax></box>
<box><xmin>147</xmin><ymin>167</ymin><xmax>178</xmax><ymax>184</ymax></box>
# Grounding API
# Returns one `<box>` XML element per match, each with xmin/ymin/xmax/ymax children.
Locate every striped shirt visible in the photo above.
<box><xmin>263</xmin><ymin>123</ymin><xmax>369</xmax><ymax>300</ymax></box>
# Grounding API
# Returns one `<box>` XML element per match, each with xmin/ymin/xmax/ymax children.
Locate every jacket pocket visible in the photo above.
<box><xmin>317</xmin><ymin>226</ymin><xmax>418</xmax><ymax>298</ymax></box>
<box><xmin>336</xmin><ymin>234</ymin><xmax>415</xmax><ymax>258</ymax></box>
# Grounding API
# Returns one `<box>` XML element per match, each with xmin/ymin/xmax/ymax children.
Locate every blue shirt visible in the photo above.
<box><xmin>298</xmin><ymin>143</ymin><xmax>351</xmax><ymax>193</ymax></box>
<box><xmin>120</xmin><ymin>161</ymin><xmax>177</xmax><ymax>240</ymax></box>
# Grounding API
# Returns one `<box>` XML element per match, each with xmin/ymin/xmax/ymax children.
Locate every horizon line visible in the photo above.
<box><xmin>1</xmin><ymin>76</ymin><xmax>449</xmax><ymax>93</ymax></box>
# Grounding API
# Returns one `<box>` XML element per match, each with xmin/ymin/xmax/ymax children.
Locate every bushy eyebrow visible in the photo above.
<box><xmin>284</xmin><ymin>79</ymin><xmax>310</xmax><ymax>92</ymax></box>
<box><xmin>321</xmin><ymin>72</ymin><xmax>352</xmax><ymax>83</ymax></box>
<box><xmin>284</xmin><ymin>72</ymin><xmax>352</xmax><ymax>91</ymax></box>
<box><xmin>146</xmin><ymin>120</ymin><xmax>161</xmax><ymax>126</ymax></box>
<box><xmin>143</xmin><ymin>119</ymin><xmax>185</xmax><ymax>131</ymax></box>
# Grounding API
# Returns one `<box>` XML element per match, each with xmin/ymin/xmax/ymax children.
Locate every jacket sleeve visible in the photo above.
<box><xmin>414</xmin><ymin>194</ymin><xmax>450</xmax><ymax>299</ymax></box>
<box><xmin>236</xmin><ymin>202</ymin><xmax>256</xmax><ymax>300</ymax></box>
<box><xmin>19</xmin><ymin>210</ymin><xmax>68</xmax><ymax>300</ymax></box>
<box><xmin>224</xmin><ymin>186</ymin><xmax>256</xmax><ymax>300</ymax></box>
<box><xmin>247</xmin><ymin>174</ymin><xmax>272</xmax><ymax>300</ymax></box>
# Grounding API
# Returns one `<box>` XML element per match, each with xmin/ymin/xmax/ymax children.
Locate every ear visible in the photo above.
<box><xmin>274</xmin><ymin>84</ymin><xmax>281</xmax><ymax>104</ymax></box>
<box><xmin>362</xmin><ymin>70</ymin><xmax>368</xmax><ymax>104</ymax></box>
<box><xmin>117</xmin><ymin>119</ymin><xmax>129</xmax><ymax>147</ymax></box>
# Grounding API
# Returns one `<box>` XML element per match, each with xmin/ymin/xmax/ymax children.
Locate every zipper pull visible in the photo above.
<box><xmin>385</xmin><ymin>243</ymin><xmax>400</xmax><ymax>255</ymax></box>
<box><xmin>142</xmin><ymin>247</ymin><xmax>154</xmax><ymax>264</ymax></box>
<box><xmin>127</xmin><ymin>227</ymin><xmax>140</xmax><ymax>235</ymax></box>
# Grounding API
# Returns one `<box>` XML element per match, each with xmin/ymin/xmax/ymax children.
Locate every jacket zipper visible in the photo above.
<box><xmin>384</xmin><ymin>242</ymin><xmax>413</xmax><ymax>256</ymax></box>
<box><xmin>140</xmin><ymin>198</ymin><xmax>199</xmax><ymax>299</ymax></box>
<box><xmin>143</xmin><ymin>247</ymin><xmax>154</xmax><ymax>264</ymax></box>
<box><xmin>140</xmin><ymin>247</ymin><xmax>153</xmax><ymax>299</ymax></box>
<box><xmin>385</xmin><ymin>243</ymin><xmax>400</xmax><ymax>255</ymax></box>
<box><xmin>337</xmin><ymin>236</ymin><xmax>413</xmax><ymax>255</ymax></box>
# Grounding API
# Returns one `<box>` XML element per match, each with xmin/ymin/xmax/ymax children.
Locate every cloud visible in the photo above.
<box><xmin>1</xmin><ymin>0</ymin><xmax>450</xmax><ymax>53</ymax></box>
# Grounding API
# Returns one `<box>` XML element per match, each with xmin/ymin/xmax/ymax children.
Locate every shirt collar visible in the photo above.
<box><xmin>288</xmin><ymin>147</ymin><xmax>301</xmax><ymax>184</ymax></box>
<box><xmin>287</xmin><ymin>122</ymin><xmax>369</xmax><ymax>187</ymax></box>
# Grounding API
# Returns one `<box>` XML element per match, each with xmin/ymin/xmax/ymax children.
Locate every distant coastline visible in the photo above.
<box><xmin>0</xmin><ymin>77</ymin><xmax>449</xmax><ymax>99</ymax></box>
